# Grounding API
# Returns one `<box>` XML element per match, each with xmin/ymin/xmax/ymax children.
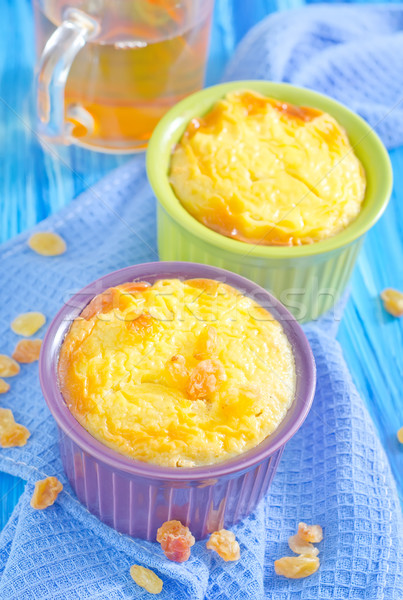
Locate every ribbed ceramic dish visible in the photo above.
<box><xmin>146</xmin><ymin>81</ymin><xmax>393</xmax><ymax>322</ymax></box>
<box><xmin>39</xmin><ymin>262</ymin><xmax>316</xmax><ymax>540</ymax></box>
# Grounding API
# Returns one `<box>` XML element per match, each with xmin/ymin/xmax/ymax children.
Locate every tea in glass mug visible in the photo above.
<box><xmin>33</xmin><ymin>0</ymin><xmax>214</xmax><ymax>152</ymax></box>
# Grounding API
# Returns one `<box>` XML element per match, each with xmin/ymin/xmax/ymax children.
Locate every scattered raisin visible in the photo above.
<box><xmin>156</xmin><ymin>520</ymin><xmax>195</xmax><ymax>562</ymax></box>
<box><xmin>130</xmin><ymin>565</ymin><xmax>163</xmax><ymax>595</ymax></box>
<box><xmin>0</xmin><ymin>408</ymin><xmax>30</xmax><ymax>447</ymax></box>
<box><xmin>206</xmin><ymin>529</ymin><xmax>241</xmax><ymax>561</ymax></box>
<box><xmin>381</xmin><ymin>288</ymin><xmax>403</xmax><ymax>317</ymax></box>
<box><xmin>30</xmin><ymin>476</ymin><xmax>63</xmax><ymax>509</ymax></box>
<box><xmin>28</xmin><ymin>232</ymin><xmax>66</xmax><ymax>256</ymax></box>
<box><xmin>288</xmin><ymin>534</ymin><xmax>319</xmax><ymax>556</ymax></box>
<box><xmin>0</xmin><ymin>379</ymin><xmax>10</xmax><ymax>394</ymax></box>
<box><xmin>0</xmin><ymin>355</ymin><xmax>20</xmax><ymax>377</ymax></box>
<box><xmin>11</xmin><ymin>312</ymin><xmax>46</xmax><ymax>337</ymax></box>
<box><xmin>12</xmin><ymin>339</ymin><xmax>42</xmax><ymax>363</ymax></box>
<box><xmin>274</xmin><ymin>554</ymin><xmax>320</xmax><ymax>578</ymax></box>
<box><xmin>186</xmin><ymin>359</ymin><xmax>226</xmax><ymax>400</ymax></box>
<box><xmin>193</xmin><ymin>326</ymin><xmax>219</xmax><ymax>360</ymax></box>
<box><xmin>298</xmin><ymin>522</ymin><xmax>323</xmax><ymax>543</ymax></box>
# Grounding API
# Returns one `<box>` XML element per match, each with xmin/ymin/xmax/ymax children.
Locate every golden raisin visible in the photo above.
<box><xmin>127</xmin><ymin>313</ymin><xmax>153</xmax><ymax>336</ymax></box>
<box><xmin>1</xmin><ymin>424</ymin><xmax>30</xmax><ymax>447</ymax></box>
<box><xmin>0</xmin><ymin>379</ymin><xmax>10</xmax><ymax>394</ymax></box>
<box><xmin>274</xmin><ymin>554</ymin><xmax>320</xmax><ymax>578</ymax></box>
<box><xmin>156</xmin><ymin>520</ymin><xmax>195</xmax><ymax>562</ymax></box>
<box><xmin>206</xmin><ymin>529</ymin><xmax>241</xmax><ymax>561</ymax></box>
<box><xmin>11</xmin><ymin>312</ymin><xmax>46</xmax><ymax>337</ymax></box>
<box><xmin>28</xmin><ymin>232</ymin><xmax>66</xmax><ymax>256</ymax></box>
<box><xmin>0</xmin><ymin>408</ymin><xmax>30</xmax><ymax>447</ymax></box>
<box><xmin>193</xmin><ymin>326</ymin><xmax>219</xmax><ymax>360</ymax></box>
<box><xmin>30</xmin><ymin>476</ymin><xmax>63</xmax><ymax>509</ymax></box>
<box><xmin>397</xmin><ymin>427</ymin><xmax>403</xmax><ymax>444</ymax></box>
<box><xmin>288</xmin><ymin>534</ymin><xmax>319</xmax><ymax>556</ymax></box>
<box><xmin>381</xmin><ymin>288</ymin><xmax>403</xmax><ymax>317</ymax></box>
<box><xmin>298</xmin><ymin>522</ymin><xmax>323</xmax><ymax>543</ymax></box>
<box><xmin>130</xmin><ymin>565</ymin><xmax>163</xmax><ymax>595</ymax></box>
<box><xmin>186</xmin><ymin>359</ymin><xmax>226</xmax><ymax>400</ymax></box>
<box><xmin>12</xmin><ymin>339</ymin><xmax>42</xmax><ymax>363</ymax></box>
<box><xmin>0</xmin><ymin>355</ymin><xmax>20</xmax><ymax>377</ymax></box>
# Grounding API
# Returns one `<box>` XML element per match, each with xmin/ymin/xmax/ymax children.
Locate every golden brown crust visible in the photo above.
<box><xmin>170</xmin><ymin>90</ymin><xmax>366</xmax><ymax>247</ymax></box>
<box><xmin>57</xmin><ymin>278</ymin><xmax>295</xmax><ymax>467</ymax></box>
<box><xmin>186</xmin><ymin>278</ymin><xmax>220</xmax><ymax>295</ymax></box>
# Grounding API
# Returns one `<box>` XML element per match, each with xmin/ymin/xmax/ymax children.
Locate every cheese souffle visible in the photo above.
<box><xmin>169</xmin><ymin>90</ymin><xmax>366</xmax><ymax>246</ymax></box>
<box><xmin>58</xmin><ymin>278</ymin><xmax>296</xmax><ymax>467</ymax></box>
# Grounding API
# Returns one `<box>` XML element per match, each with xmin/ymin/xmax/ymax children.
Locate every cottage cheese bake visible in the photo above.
<box><xmin>169</xmin><ymin>90</ymin><xmax>366</xmax><ymax>246</ymax></box>
<box><xmin>58</xmin><ymin>278</ymin><xmax>296</xmax><ymax>467</ymax></box>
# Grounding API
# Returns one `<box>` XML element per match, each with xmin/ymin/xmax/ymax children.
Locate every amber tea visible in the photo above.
<box><xmin>34</xmin><ymin>0</ymin><xmax>214</xmax><ymax>152</ymax></box>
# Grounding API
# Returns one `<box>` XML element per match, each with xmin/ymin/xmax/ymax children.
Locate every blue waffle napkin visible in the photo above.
<box><xmin>0</xmin><ymin>4</ymin><xmax>402</xmax><ymax>599</ymax></box>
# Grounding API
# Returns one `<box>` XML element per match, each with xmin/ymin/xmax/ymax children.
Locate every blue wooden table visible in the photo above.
<box><xmin>0</xmin><ymin>0</ymin><xmax>402</xmax><ymax>528</ymax></box>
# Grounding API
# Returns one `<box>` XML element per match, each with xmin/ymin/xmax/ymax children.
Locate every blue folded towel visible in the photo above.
<box><xmin>0</xmin><ymin>4</ymin><xmax>402</xmax><ymax>599</ymax></box>
<box><xmin>224</xmin><ymin>3</ymin><xmax>403</xmax><ymax>150</ymax></box>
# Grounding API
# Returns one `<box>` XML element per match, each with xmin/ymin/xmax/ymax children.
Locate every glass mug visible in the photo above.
<box><xmin>33</xmin><ymin>0</ymin><xmax>214</xmax><ymax>153</ymax></box>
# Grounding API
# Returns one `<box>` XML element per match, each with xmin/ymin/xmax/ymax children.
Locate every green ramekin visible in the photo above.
<box><xmin>146</xmin><ymin>81</ymin><xmax>393</xmax><ymax>322</ymax></box>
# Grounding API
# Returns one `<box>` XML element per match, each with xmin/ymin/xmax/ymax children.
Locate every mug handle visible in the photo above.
<box><xmin>37</xmin><ymin>8</ymin><xmax>99</xmax><ymax>144</ymax></box>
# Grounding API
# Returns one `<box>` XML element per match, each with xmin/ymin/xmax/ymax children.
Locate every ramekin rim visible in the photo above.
<box><xmin>146</xmin><ymin>80</ymin><xmax>393</xmax><ymax>259</ymax></box>
<box><xmin>39</xmin><ymin>261</ymin><xmax>316</xmax><ymax>481</ymax></box>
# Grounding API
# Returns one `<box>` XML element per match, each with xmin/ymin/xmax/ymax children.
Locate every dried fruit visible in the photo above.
<box><xmin>193</xmin><ymin>326</ymin><xmax>219</xmax><ymax>360</ymax></box>
<box><xmin>298</xmin><ymin>522</ymin><xmax>323</xmax><ymax>543</ymax></box>
<box><xmin>0</xmin><ymin>355</ymin><xmax>20</xmax><ymax>377</ymax></box>
<box><xmin>206</xmin><ymin>529</ymin><xmax>241</xmax><ymax>561</ymax></box>
<box><xmin>28</xmin><ymin>232</ymin><xmax>66</xmax><ymax>256</ymax></box>
<box><xmin>130</xmin><ymin>565</ymin><xmax>163</xmax><ymax>595</ymax></box>
<box><xmin>0</xmin><ymin>408</ymin><xmax>30</xmax><ymax>447</ymax></box>
<box><xmin>127</xmin><ymin>313</ymin><xmax>153</xmax><ymax>336</ymax></box>
<box><xmin>11</xmin><ymin>312</ymin><xmax>46</xmax><ymax>336</ymax></box>
<box><xmin>0</xmin><ymin>379</ymin><xmax>10</xmax><ymax>394</ymax></box>
<box><xmin>12</xmin><ymin>339</ymin><xmax>42</xmax><ymax>363</ymax></box>
<box><xmin>381</xmin><ymin>288</ymin><xmax>403</xmax><ymax>317</ymax></box>
<box><xmin>30</xmin><ymin>476</ymin><xmax>63</xmax><ymax>509</ymax></box>
<box><xmin>186</xmin><ymin>359</ymin><xmax>226</xmax><ymax>400</ymax></box>
<box><xmin>397</xmin><ymin>427</ymin><xmax>403</xmax><ymax>444</ymax></box>
<box><xmin>274</xmin><ymin>554</ymin><xmax>320</xmax><ymax>578</ymax></box>
<box><xmin>167</xmin><ymin>354</ymin><xmax>188</xmax><ymax>387</ymax></box>
<box><xmin>288</xmin><ymin>534</ymin><xmax>319</xmax><ymax>556</ymax></box>
<box><xmin>156</xmin><ymin>520</ymin><xmax>195</xmax><ymax>562</ymax></box>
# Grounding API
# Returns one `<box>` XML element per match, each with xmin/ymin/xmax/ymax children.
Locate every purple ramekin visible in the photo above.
<box><xmin>39</xmin><ymin>262</ymin><xmax>315</xmax><ymax>540</ymax></box>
